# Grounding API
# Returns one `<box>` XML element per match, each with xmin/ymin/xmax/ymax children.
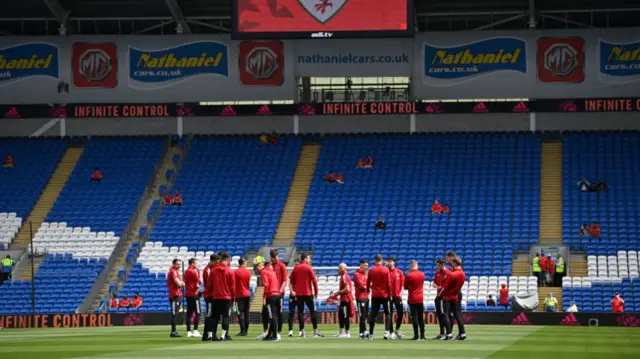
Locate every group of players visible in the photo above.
<box><xmin>166</xmin><ymin>249</ymin><xmax>468</xmax><ymax>342</ymax></box>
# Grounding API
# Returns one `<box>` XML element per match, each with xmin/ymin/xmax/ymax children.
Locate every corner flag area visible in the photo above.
<box><xmin>1</xmin><ymin>325</ymin><xmax>639</xmax><ymax>359</ymax></box>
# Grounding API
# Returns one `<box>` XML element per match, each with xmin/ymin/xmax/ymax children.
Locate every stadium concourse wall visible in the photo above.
<box><xmin>3</xmin><ymin>112</ymin><xmax>640</xmax><ymax>138</ymax></box>
<box><xmin>1</xmin><ymin>311</ymin><xmax>639</xmax><ymax>329</ymax></box>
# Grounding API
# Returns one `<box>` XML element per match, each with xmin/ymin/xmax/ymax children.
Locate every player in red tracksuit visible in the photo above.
<box><xmin>404</xmin><ymin>260</ymin><xmax>426</xmax><ymax>341</ymax></box>
<box><xmin>440</xmin><ymin>257</ymin><xmax>467</xmax><ymax>341</ymax></box>
<box><xmin>201</xmin><ymin>254</ymin><xmax>219</xmax><ymax>341</ymax></box>
<box><xmin>335</xmin><ymin>263</ymin><xmax>355</xmax><ymax>338</ymax></box>
<box><xmin>366</xmin><ymin>254</ymin><xmax>392</xmax><ymax>340</ymax></box>
<box><xmin>269</xmin><ymin>249</ymin><xmax>288</xmax><ymax>335</ymax></box>
<box><xmin>432</xmin><ymin>258</ymin><xmax>447</xmax><ymax>339</ymax></box>
<box><xmin>354</xmin><ymin>259</ymin><xmax>369</xmax><ymax>339</ymax></box>
<box><xmin>289</xmin><ymin>253</ymin><xmax>323</xmax><ymax>337</ymax></box>
<box><xmin>209</xmin><ymin>252</ymin><xmax>235</xmax><ymax>342</ymax></box>
<box><xmin>386</xmin><ymin>256</ymin><xmax>405</xmax><ymax>339</ymax></box>
<box><xmin>166</xmin><ymin>258</ymin><xmax>184</xmax><ymax>338</ymax></box>
<box><xmin>184</xmin><ymin>258</ymin><xmax>202</xmax><ymax>337</ymax></box>
<box><xmin>234</xmin><ymin>258</ymin><xmax>252</xmax><ymax>336</ymax></box>
<box><xmin>255</xmin><ymin>261</ymin><xmax>282</xmax><ymax>341</ymax></box>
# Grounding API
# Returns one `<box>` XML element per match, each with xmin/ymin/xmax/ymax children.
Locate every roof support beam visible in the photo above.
<box><xmin>540</xmin><ymin>14</ymin><xmax>593</xmax><ymax>28</ymax></box>
<box><xmin>43</xmin><ymin>0</ymin><xmax>76</xmax><ymax>34</ymax></box>
<box><xmin>164</xmin><ymin>0</ymin><xmax>192</xmax><ymax>34</ymax></box>
<box><xmin>472</xmin><ymin>14</ymin><xmax>525</xmax><ymax>31</ymax></box>
<box><xmin>528</xmin><ymin>0</ymin><xmax>537</xmax><ymax>28</ymax></box>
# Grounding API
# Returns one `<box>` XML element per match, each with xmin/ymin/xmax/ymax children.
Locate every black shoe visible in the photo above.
<box><xmin>170</xmin><ymin>332</ymin><xmax>181</xmax><ymax>338</ymax></box>
<box><xmin>433</xmin><ymin>334</ymin><xmax>445</xmax><ymax>340</ymax></box>
<box><xmin>218</xmin><ymin>336</ymin><xmax>226</xmax><ymax>342</ymax></box>
<box><xmin>236</xmin><ymin>332</ymin><xmax>244</xmax><ymax>337</ymax></box>
<box><xmin>454</xmin><ymin>334</ymin><xmax>467</xmax><ymax>341</ymax></box>
<box><xmin>262</xmin><ymin>336</ymin><xmax>275</xmax><ymax>341</ymax></box>
<box><xmin>410</xmin><ymin>336</ymin><xmax>419</xmax><ymax>341</ymax></box>
<box><xmin>225</xmin><ymin>335</ymin><xmax>232</xmax><ymax>341</ymax></box>
<box><xmin>441</xmin><ymin>335</ymin><xmax>454</xmax><ymax>341</ymax></box>
<box><xmin>201</xmin><ymin>335</ymin><xmax>212</xmax><ymax>342</ymax></box>
<box><xmin>211</xmin><ymin>336</ymin><xmax>219</xmax><ymax>341</ymax></box>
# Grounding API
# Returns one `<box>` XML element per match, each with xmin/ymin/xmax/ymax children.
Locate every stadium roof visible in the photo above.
<box><xmin>0</xmin><ymin>0</ymin><xmax>639</xmax><ymax>36</ymax></box>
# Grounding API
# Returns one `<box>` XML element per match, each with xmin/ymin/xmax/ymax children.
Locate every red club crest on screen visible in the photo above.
<box><xmin>236</xmin><ymin>0</ymin><xmax>408</xmax><ymax>33</ymax></box>
<box><xmin>72</xmin><ymin>43</ymin><xmax>118</xmax><ymax>88</ymax></box>
<box><xmin>537</xmin><ymin>37</ymin><xmax>584</xmax><ymax>83</ymax></box>
<box><xmin>239</xmin><ymin>40</ymin><xmax>285</xmax><ymax>86</ymax></box>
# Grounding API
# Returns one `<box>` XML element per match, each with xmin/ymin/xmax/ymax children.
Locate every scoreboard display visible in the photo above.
<box><xmin>233</xmin><ymin>0</ymin><xmax>414</xmax><ymax>39</ymax></box>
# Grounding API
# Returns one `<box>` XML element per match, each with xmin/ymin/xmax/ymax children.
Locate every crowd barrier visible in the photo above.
<box><xmin>1</xmin><ymin>311</ymin><xmax>638</xmax><ymax>329</ymax></box>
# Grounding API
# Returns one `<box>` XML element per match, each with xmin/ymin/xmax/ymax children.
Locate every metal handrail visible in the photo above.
<box><xmin>77</xmin><ymin>138</ymin><xmax>171</xmax><ymax>313</ymax></box>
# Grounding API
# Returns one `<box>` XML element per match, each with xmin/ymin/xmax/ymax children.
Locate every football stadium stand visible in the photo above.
<box><xmin>118</xmin><ymin>136</ymin><xmax>301</xmax><ymax>311</ymax></box>
<box><xmin>562</xmin><ymin>275</ymin><xmax>640</xmax><ymax>312</ymax></box>
<box><xmin>0</xmin><ymin>138</ymin><xmax>165</xmax><ymax>313</ymax></box>
<box><xmin>295</xmin><ymin>134</ymin><xmax>541</xmax><ymax>275</ymax></box>
<box><xmin>563</xmin><ymin>132</ymin><xmax>639</xmax><ymax>253</ymax></box>
<box><xmin>0</xmin><ymin>139</ymin><xmax>66</xmax><ymax>249</ymax></box>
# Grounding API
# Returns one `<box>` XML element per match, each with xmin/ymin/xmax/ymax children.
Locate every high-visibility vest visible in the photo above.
<box><xmin>255</xmin><ymin>255</ymin><xmax>265</xmax><ymax>264</ymax></box>
<box><xmin>532</xmin><ymin>257</ymin><xmax>541</xmax><ymax>272</ymax></box>
<box><xmin>1</xmin><ymin>258</ymin><xmax>13</xmax><ymax>267</ymax></box>
<box><xmin>544</xmin><ymin>297</ymin><xmax>557</xmax><ymax>307</ymax></box>
<box><xmin>556</xmin><ymin>259</ymin><xmax>565</xmax><ymax>273</ymax></box>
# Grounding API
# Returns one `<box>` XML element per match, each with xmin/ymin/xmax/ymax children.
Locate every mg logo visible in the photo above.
<box><xmin>78</xmin><ymin>49</ymin><xmax>112</xmax><ymax>81</ymax></box>
<box><xmin>544</xmin><ymin>44</ymin><xmax>578</xmax><ymax>76</ymax></box>
<box><xmin>246</xmin><ymin>47</ymin><xmax>279</xmax><ymax>79</ymax></box>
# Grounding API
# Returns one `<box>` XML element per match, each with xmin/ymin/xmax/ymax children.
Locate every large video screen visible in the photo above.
<box><xmin>233</xmin><ymin>0</ymin><xmax>414</xmax><ymax>39</ymax></box>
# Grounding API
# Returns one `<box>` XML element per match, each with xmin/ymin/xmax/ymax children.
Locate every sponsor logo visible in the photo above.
<box><xmin>558</xmin><ymin>100</ymin><xmax>578</xmax><ymax>112</ymax></box>
<box><xmin>537</xmin><ymin>37</ymin><xmax>584</xmax><ymax>83</ymax></box>
<box><xmin>584</xmin><ymin>98</ymin><xmax>640</xmax><ymax>112</ymax></box>
<box><xmin>0</xmin><ymin>43</ymin><xmax>59</xmax><ymax>85</ymax></box>
<box><xmin>123</xmin><ymin>314</ymin><xmax>144</xmax><ymax>326</ymax></box>
<box><xmin>311</xmin><ymin>32</ymin><xmax>334</xmax><ymax>38</ymax></box>
<box><xmin>256</xmin><ymin>105</ymin><xmax>273</xmax><ymax>115</ymax></box>
<box><xmin>129</xmin><ymin>41</ymin><xmax>228</xmax><ymax>85</ymax></box>
<box><xmin>299</xmin><ymin>0</ymin><xmax>347</xmax><ymax>24</ymax></box>
<box><xmin>72</xmin><ymin>105</ymin><xmax>171</xmax><ymax>118</ymax></box>
<box><xmin>424</xmin><ymin>37</ymin><xmax>526</xmax><ymax>81</ymax></box>
<box><xmin>560</xmin><ymin>313</ymin><xmax>580</xmax><ymax>326</ymax></box>
<box><xmin>298</xmin><ymin>104</ymin><xmax>316</xmax><ymax>115</ymax></box>
<box><xmin>176</xmin><ymin>103</ymin><xmax>194</xmax><ymax>117</ymax></box>
<box><xmin>511</xmin><ymin>312</ymin><xmax>531</xmax><ymax>325</ymax></box>
<box><xmin>49</xmin><ymin>104</ymin><xmax>67</xmax><ymax>118</ymax></box>
<box><xmin>616</xmin><ymin>314</ymin><xmax>640</xmax><ymax>327</ymax></box>
<box><xmin>599</xmin><ymin>40</ymin><xmax>640</xmax><ymax>79</ymax></box>
<box><xmin>322</xmin><ymin>102</ymin><xmax>417</xmax><ymax>115</ymax></box>
<box><xmin>4</xmin><ymin>107</ymin><xmax>20</xmax><ymax>119</ymax></box>
<box><xmin>424</xmin><ymin>103</ymin><xmax>444</xmax><ymax>114</ymax></box>
<box><xmin>512</xmin><ymin>101</ymin><xmax>529</xmax><ymax>113</ymax></box>
<box><xmin>220</xmin><ymin>105</ymin><xmax>237</xmax><ymax>116</ymax></box>
<box><xmin>239</xmin><ymin>41</ymin><xmax>284</xmax><ymax>86</ymax></box>
<box><xmin>472</xmin><ymin>102</ymin><xmax>489</xmax><ymax>113</ymax></box>
<box><xmin>72</xmin><ymin>43</ymin><xmax>118</xmax><ymax>88</ymax></box>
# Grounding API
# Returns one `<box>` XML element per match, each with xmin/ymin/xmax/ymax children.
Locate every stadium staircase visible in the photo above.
<box><xmin>11</xmin><ymin>147</ymin><xmax>83</xmax><ymax>253</ymax></box>
<box><xmin>17</xmin><ymin>255</ymin><xmax>44</xmax><ymax>280</ymax></box>
<box><xmin>250</xmin><ymin>287</ymin><xmax>264</xmax><ymax>312</ymax></box>
<box><xmin>271</xmin><ymin>144</ymin><xmax>321</xmax><ymax>247</ymax></box>
<box><xmin>569</xmin><ymin>258</ymin><xmax>588</xmax><ymax>277</ymax></box>
<box><xmin>538</xmin><ymin>287</ymin><xmax>563</xmax><ymax>312</ymax></box>
<box><xmin>89</xmin><ymin>140</ymin><xmax>188</xmax><ymax>312</ymax></box>
<box><xmin>512</xmin><ymin>257</ymin><xmax>530</xmax><ymax>277</ymax></box>
<box><xmin>539</xmin><ymin>142</ymin><xmax>563</xmax><ymax>246</ymax></box>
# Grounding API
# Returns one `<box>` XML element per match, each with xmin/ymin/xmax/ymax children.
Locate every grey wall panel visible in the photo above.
<box><xmin>299</xmin><ymin>115</ymin><xmax>409</xmax><ymax>134</ymax></box>
<box><xmin>416</xmin><ymin>114</ymin><xmax>530</xmax><ymax>132</ymax></box>
<box><xmin>65</xmin><ymin>118</ymin><xmax>176</xmax><ymax>136</ymax></box>
<box><xmin>183</xmin><ymin>116</ymin><xmax>293</xmax><ymax>135</ymax></box>
<box><xmin>0</xmin><ymin>119</ymin><xmax>54</xmax><ymax>137</ymax></box>
<box><xmin>536</xmin><ymin>113</ymin><xmax>640</xmax><ymax>131</ymax></box>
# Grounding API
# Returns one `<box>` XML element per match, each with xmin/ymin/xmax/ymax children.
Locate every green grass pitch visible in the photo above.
<box><xmin>2</xmin><ymin>324</ymin><xmax>640</xmax><ymax>358</ymax></box>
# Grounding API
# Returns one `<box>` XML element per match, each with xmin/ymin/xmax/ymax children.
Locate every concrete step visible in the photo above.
<box><xmin>18</xmin><ymin>256</ymin><xmax>44</xmax><ymax>280</ymax></box>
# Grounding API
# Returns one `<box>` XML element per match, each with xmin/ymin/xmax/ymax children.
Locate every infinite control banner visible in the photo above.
<box><xmin>415</xmin><ymin>28</ymin><xmax>640</xmax><ymax>100</ymax></box>
<box><xmin>2</xmin><ymin>312</ymin><xmax>638</xmax><ymax>328</ymax></box>
<box><xmin>0</xmin><ymin>36</ymin><xmax>296</xmax><ymax>104</ymax></box>
<box><xmin>3</xmin><ymin>99</ymin><xmax>639</xmax><ymax>119</ymax></box>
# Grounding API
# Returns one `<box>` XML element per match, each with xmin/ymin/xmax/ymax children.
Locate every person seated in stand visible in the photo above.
<box><xmin>486</xmin><ymin>295</ymin><xmax>496</xmax><ymax>306</ymax></box>
<box><xmin>577</xmin><ymin>177</ymin><xmax>590</xmax><ymax>192</ymax></box>
<box><xmin>172</xmin><ymin>191</ymin><xmax>183</xmax><ymax>206</ymax></box>
<box><xmin>580</xmin><ymin>224</ymin><xmax>590</xmax><ymax>237</ymax></box>
<box><xmin>362</xmin><ymin>155</ymin><xmax>374</xmax><ymax>168</ymax></box>
<box><xmin>566</xmin><ymin>301</ymin><xmax>578</xmax><ymax>313</ymax></box>
<box><xmin>269</xmin><ymin>131</ymin><xmax>279</xmax><ymax>144</ymax></box>
<box><xmin>324</xmin><ymin>171</ymin><xmax>336</xmax><ymax>183</ymax></box>
<box><xmin>596</xmin><ymin>179</ymin><xmax>607</xmax><ymax>193</ymax></box>
<box><xmin>611</xmin><ymin>292</ymin><xmax>625</xmax><ymax>313</ymax></box>
<box><xmin>356</xmin><ymin>158</ymin><xmax>365</xmax><ymax>168</ymax></box>
<box><xmin>110</xmin><ymin>294</ymin><xmax>119</xmax><ymax>310</ymax></box>
<box><xmin>374</xmin><ymin>216</ymin><xmax>386</xmax><ymax>230</ymax></box>
<box><xmin>119</xmin><ymin>295</ymin><xmax>130</xmax><ymax>308</ymax></box>
<box><xmin>90</xmin><ymin>167</ymin><xmax>103</xmax><ymax>184</ymax></box>
<box><xmin>3</xmin><ymin>155</ymin><xmax>14</xmax><ymax>168</ymax></box>
<box><xmin>130</xmin><ymin>292</ymin><xmax>143</xmax><ymax>310</ymax></box>
<box><xmin>590</xmin><ymin>222</ymin><xmax>601</xmax><ymax>238</ymax></box>
<box><xmin>442</xmin><ymin>204</ymin><xmax>451</xmax><ymax>214</ymax></box>
<box><xmin>335</xmin><ymin>172</ymin><xmax>344</xmax><ymax>184</ymax></box>
<box><xmin>163</xmin><ymin>193</ymin><xmax>172</xmax><ymax>206</ymax></box>
<box><xmin>259</xmin><ymin>133</ymin><xmax>268</xmax><ymax>144</ymax></box>
<box><xmin>431</xmin><ymin>200</ymin><xmax>443</xmax><ymax>214</ymax></box>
